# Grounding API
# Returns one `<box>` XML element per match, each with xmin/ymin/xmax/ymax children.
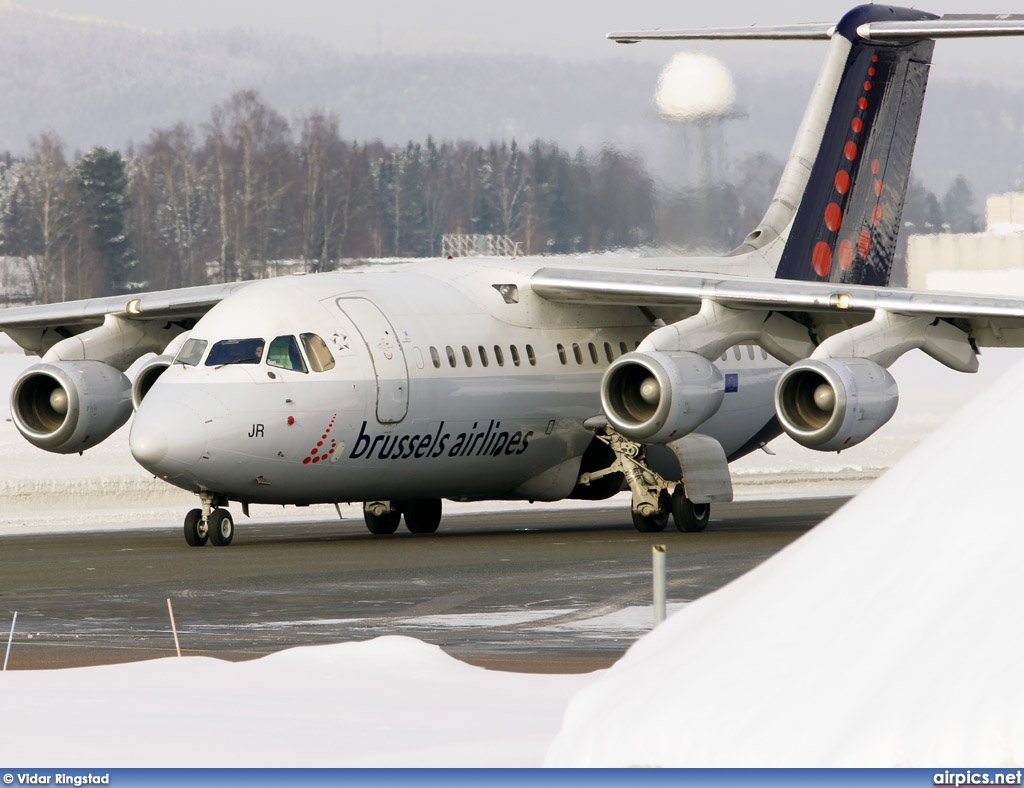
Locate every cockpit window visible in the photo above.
<box><xmin>205</xmin><ymin>338</ymin><xmax>265</xmax><ymax>367</ymax></box>
<box><xmin>267</xmin><ymin>335</ymin><xmax>308</xmax><ymax>373</ymax></box>
<box><xmin>300</xmin><ymin>333</ymin><xmax>336</xmax><ymax>372</ymax></box>
<box><xmin>175</xmin><ymin>338</ymin><xmax>208</xmax><ymax>366</ymax></box>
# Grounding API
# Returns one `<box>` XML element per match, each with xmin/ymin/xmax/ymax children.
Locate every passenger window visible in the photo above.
<box><xmin>733</xmin><ymin>346</ymin><xmax>742</xmax><ymax>360</ymax></box>
<box><xmin>493</xmin><ymin>345</ymin><xmax>504</xmax><ymax>366</ymax></box>
<box><xmin>478</xmin><ymin>345</ymin><xmax>489</xmax><ymax>367</ymax></box>
<box><xmin>462</xmin><ymin>345</ymin><xmax>473</xmax><ymax>367</ymax></box>
<box><xmin>175</xmin><ymin>338</ymin><xmax>207</xmax><ymax>366</ymax></box>
<box><xmin>572</xmin><ymin>343</ymin><xmax>583</xmax><ymax>365</ymax></box>
<box><xmin>619</xmin><ymin>341</ymin><xmax>628</xmax><ymax>355</ymax></box>
<box><xmin>267</xmin><ymin>335</ymin><xmax>308</xmax><ymax>373</ymax></box>
<box><xmin>604</xmin><ymin>342</ymin><xmax>614</xmax><ymax>363</ymax></box>
<box><xmin>761</xmin><ymin>348</ymin><xmax>769</xmax><ymax>360</ymax></box>
<box><xmin>205</xmin><ymin>337</ymin><xmax>264</xmax><ymax>367</ymax></box>
<box><xmin>300</xmin><ymin>333</ymin><xmax>336</xmax><ymax>372</ymax></box>
<box><xmin>430</xmin><ymin>346</ymin><xmax>441</xmax><ymax>369</ymax></box>
<box><xmin>557</xmin><ymin>344</ymin><xmax>567</xmax><ymax>365</ymax></box>
<box><xmin>526</xmin><ymin>344</ymin><xmax>536</xmax><ymax>366</ymax></box>
<box><xmin>720</xmin><ymin>353</ymin><xmax>728</xmax><ymax>362</ymax></box>
<box><xmin>510</xmin><ymin>345</ymin><xmax>521</xmax><ymax>367</ymax></box>
<box><xmin>413</xmin><ymin>347</ymin><xmax>425</xmax><ymax>370</ymax></box>
<box><xmin>446</xmin><ymin>346</ymin><xmax>457</xmax><ymax>368</ymax></box>
<box><xmin>588</xmin><ymin>343</ymin><xmax>599</xmax><ymax>364</ymax></box>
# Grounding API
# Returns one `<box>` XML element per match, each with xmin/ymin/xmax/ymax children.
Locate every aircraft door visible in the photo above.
<box><xmin>334</xmin><ymin>297</ymin><xmax>409</xmax><ymax>424</ymax></box>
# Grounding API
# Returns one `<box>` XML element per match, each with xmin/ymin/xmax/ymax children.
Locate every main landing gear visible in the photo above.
<box><xmin>183</xmin><ymin>493</ymin><xmax>234</xmax><ymax>547</ymax></box>
<box><xmin>580</xmin><ymin>426</ymin><xmax>714</xmax><ymax>534</ymax></box>
<box><xmin>363</xmin><ymin>499</ymin><xmax>443</xmax><ymax>535</ymax></box>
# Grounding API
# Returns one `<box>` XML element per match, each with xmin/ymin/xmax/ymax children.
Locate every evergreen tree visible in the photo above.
<box><xmin>942</xmin><ymin>174</ymin><xmax>981</xmax><ymax>233</ymax></box>
<box><xmin>71</xmin><ymin>146</ymin><xmax>135</xmax><ymax>294</ymax></box>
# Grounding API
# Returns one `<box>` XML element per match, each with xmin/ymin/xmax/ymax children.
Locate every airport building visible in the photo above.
<box><xmin>907</xmin><ymin>192</ymin><xmax>1024</xmax><ymax>295</ymax></box>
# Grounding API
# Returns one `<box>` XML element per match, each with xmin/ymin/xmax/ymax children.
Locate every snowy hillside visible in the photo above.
<box><xmin>0</xmin><ymin>3</ymin><xmax>1020</xmax><ymax>195</ymax></box>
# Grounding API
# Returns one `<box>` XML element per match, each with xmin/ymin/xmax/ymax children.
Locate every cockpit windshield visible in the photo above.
<box><xmin>300</xmin><ymin>333</ymin><xmax>336</xmax><ymax>372</ymax></box>
<box><xmin>205</xmin><ymin>338</ymin><xmax>265</xmax><ymax>367</ymax></box>
<box><xmin>174</xmin><ymin>338</ymin><xmax>208</xmax><ymax>366</ymax></box>
<box><xmin>267</xmin><ymin>335</ymin><xmax>307</xmax><ymax>373</ymax></box>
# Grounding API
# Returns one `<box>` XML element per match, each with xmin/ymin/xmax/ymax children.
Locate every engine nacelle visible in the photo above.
<box><xmin>774</xmin><ymin>357</ymin><xmax>898</xmax><ymax>452</ymax></box>
<box><xmin>600</xmin><ymin>351</ymin><xmax>724</xmax><ymax>444</ymax></box>
<box><xmin>131</xmin><ymin>354</ymin><xmax>174</xmax><ymax>409</ymax></box>
<box><xmin>10</xmin><ymin>361</ymin><xmax>132</xmax><ymax>454</ymax></box>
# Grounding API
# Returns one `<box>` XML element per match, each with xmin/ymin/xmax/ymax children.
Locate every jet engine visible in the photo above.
<box><xmin>774</xmin><ymin>357</ymin><xmax>898</xmax><ymax>452</ymax></box>
<box><xmin>10</xmin><ymin>361</ymin><xmax>132</xmax><ymax>454</ymax></box>
<box><xmin>600</xmin><ymin>351</ymin><xmax>724</xmax><ymax>444</ymax></box>
<box><xmin>131</xmin><ymin>354</ymin><xmax>174</xmax><ymax>409</ymax></box>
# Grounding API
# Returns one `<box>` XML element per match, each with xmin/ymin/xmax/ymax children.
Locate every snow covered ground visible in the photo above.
<box><xmin>2</xmin><ymin>335</ymin><xmax>1024</xmax><ymax>766</ymax></box>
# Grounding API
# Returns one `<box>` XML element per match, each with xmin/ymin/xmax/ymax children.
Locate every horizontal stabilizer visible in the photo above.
<box><xmin>609</xmin><ymin>13</ymin><xmax>1024</xmax><ymax>44</ymax></box>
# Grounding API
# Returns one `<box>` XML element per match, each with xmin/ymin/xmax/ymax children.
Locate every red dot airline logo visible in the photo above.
<box><xmin>302</xmin><ymin>414</ymin><xmax>339</xmax><ymax>465</ymax></box>
<box><xmin>811</xmin><ymin>53</ymin><xmax>885</xmax><ymax>279</ymax></box>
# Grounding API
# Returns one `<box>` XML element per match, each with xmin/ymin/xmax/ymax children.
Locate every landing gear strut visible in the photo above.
<box><xmin>580</xmin><ymin>425</ymin><xmax>714</xmax><ymax>534</ymax></box>
<box><xmin>183</xmin><ymin>492</ymin><xmax>233</xmax><ymax>547</ymax></box>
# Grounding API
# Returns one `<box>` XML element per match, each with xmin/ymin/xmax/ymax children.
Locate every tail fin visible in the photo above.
<box><xmin>610</xmin><ymin>5</ymin><xmax>1024</xmax><ymax>286</ymax></box>
<box><xmin>773</xmin><ymin>6</ymin><xmax>936</xmax><ymax>286</ymax></box>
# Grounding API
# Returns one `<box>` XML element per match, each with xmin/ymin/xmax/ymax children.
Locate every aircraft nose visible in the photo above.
<box><xmin>130</xmin><ymin>399</ymin><xmax>208</xmax><ymax>477</ymax></box>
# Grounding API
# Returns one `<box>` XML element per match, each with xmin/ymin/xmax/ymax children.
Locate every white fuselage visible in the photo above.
<box><xmin>129</xmin><ymin>258</ymin><xmax>783</xmax><ymax>506</ymax></box>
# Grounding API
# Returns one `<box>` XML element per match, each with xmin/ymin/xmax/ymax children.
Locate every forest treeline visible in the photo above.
<box><xmin>0</xmin><ymin>90</ymin><xmax>982</xmax><ymax>303</ymax></box>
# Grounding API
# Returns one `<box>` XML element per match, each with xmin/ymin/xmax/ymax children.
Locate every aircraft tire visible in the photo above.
<box><xmin>364</xmin><ymin>509</ymin><xmax>401</xmax><ymax>535</ymax></box>
<box><xmin>183</xmin><ymin>508</ymin><xmax>209</xmax><ymax>547</ymax></box>
<box><xmin>671</xmin><ymin>487</ymin><xmax>710</xmax><ymax>533</ymax></box>
<box><xmin>209</xmin><ymin>508</ymin><xmax>234</xmax><ymax>546</ymax></box>
<box><xmin>403</xmin><ymin>498</ymin><xmax>442</xmax><ymax>534</ymax></box>
<box><xmin>631</xmin><ymin>490</ymin><xmax>669</xmax><ymax>533</ymax></box>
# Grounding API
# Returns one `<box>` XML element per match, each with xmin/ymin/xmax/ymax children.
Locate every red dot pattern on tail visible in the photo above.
<box><xmin>815</xmin><ymin>53</ymin><xmax>885</xmax><ymax>277</ymax></box>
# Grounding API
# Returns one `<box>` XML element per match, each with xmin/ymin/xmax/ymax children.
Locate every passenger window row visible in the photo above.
<box><xmin>429</xmin><ymin>344</ymin><xmax>537</xmax><ymax>369</ymax></box>
<box><xmin>556</xmin><ymin>340</ymin><xmax>640</xmax><ymax>366</ymax></box>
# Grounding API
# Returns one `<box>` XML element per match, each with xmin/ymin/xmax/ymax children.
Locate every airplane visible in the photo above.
<box><xmin>4</xmin><ymin>4</ymin><xmax>1024</xmax><ymax>548</ymax></box>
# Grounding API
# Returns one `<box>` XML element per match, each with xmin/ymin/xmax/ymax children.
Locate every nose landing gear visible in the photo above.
<box><xmin>183</xmin><ymin>492</ymin><xmax>234</xmax><ymax>547</ymax></box>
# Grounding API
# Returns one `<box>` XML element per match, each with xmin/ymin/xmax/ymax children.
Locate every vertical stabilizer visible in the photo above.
<box><xmin>609</xmin><ymin>5</ymin><xmax>1024</xmax><ymax>285</ymax></box>
<box><xmin>773</xmin><ymin>6</ymin><xmax>936</xmax><ymax>285</ymax></box>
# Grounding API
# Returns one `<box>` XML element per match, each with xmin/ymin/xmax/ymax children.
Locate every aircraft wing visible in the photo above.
<box><xmin>0</xmin><ymin>281</ymin><xmax>253</xmax><ymax>356</ymax></box>
<box><xmin>530</xmin><ymin>266</ymin><xmax>1024</xmax><ymax>350</ymax></box>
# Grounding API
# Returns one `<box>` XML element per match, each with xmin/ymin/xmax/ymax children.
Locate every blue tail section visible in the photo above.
<box><xmin>775</xmin><ymin>5</ymin><xmax>938</xmax><ymax>286</ymax></box>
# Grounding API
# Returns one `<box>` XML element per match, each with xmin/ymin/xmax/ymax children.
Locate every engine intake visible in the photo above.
<box><xmin>131</xmin><ymin>354</ymin><xmax>174</xmax><ymax>409</ymax></box>
<box><xmin>11</xmin><ymin>361</ymin><xmax>132</xmax><ymax>453</ymax></box>
<box><xmin>601</xmin><ymin>351</ymin><xmax>724</xmax><ymax>444</ymax></box>
<box><xmin>774</xmin><ymin>357</ymin><xmax>898</xmax><ymax>452</ymax></box>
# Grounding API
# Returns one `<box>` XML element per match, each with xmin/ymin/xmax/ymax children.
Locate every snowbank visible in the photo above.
<box><xmin>0</xmin><ymin>636</ymin><xmax>598</xmax><ymax>767</ymax></box>
<box><xmin>546</xmin><ymin>357</ymin><xmax>1024</xmax><ymax>767</ymax></box>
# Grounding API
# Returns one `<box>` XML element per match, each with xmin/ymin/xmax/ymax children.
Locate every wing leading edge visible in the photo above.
<box><xmin>0</xmin><ymin>281</ymin><xmax>253</xmax><ymax>356</ymax></box>
<box><xmin>530</xmin><ymin>266</ymin><xmax>1024</xmax><ymax>352</ymax></box>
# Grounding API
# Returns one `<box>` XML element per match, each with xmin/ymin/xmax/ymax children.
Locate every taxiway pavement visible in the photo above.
<box><xmin>0</xmin><ymin>497</ymin><xmax>846</xmax><ymax>672</ymax></box>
